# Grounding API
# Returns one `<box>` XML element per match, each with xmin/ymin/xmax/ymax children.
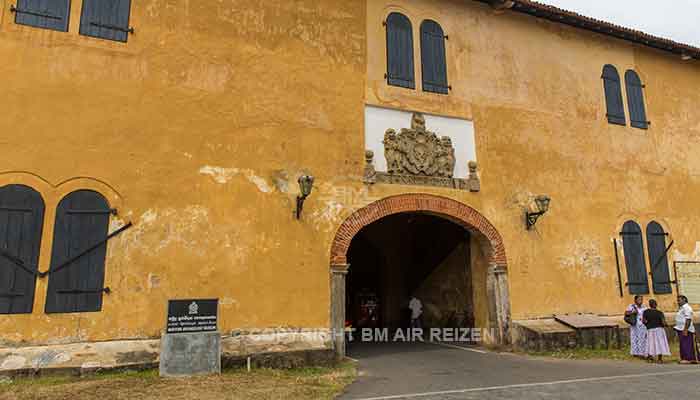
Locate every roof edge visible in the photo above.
<box><xmin>475</xmin><ymin>0</ymin><xmax>700</xmax><ymax>61</ymax></box>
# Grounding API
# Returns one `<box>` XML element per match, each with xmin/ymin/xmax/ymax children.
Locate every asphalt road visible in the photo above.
<box><xmin>338</xmin><ymin>341</ymin><xmax>700</xmax><ymax>400</ymax></box>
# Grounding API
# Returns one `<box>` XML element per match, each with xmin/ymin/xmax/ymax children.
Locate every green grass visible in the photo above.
<box><xmin>522</xmin><ymin>345</ymin><xmax>681</xmax><ymax>363</ymax></box>
<box><xmin>0</xmin><ymin>362</ymin><xmax>357</xmax><ymax>400</ymax></box>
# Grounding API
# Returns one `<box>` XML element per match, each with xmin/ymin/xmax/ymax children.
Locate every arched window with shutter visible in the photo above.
<box><xmin>45</xmin><ymin>190</ymin><xmax>112</xmax><ymax>313</ymax></box>
<box><xmin>646</xmin><ymin>221</ymin><xmax>672</xmax><ymax>294</ymax></box>
<box><xmin>0</xmin><ymin>185</ymin><xmax>44</xmax><ymax>314</ymax></box>
<box><xmin>13</xmin><ymin>0</ymin><xmax>70</xmax><ymax>32</ymax></box>
<box><xmin>625</xmin><ymin>70</ymin><xmax>649</xmax><ymax>130</ymax></box>
<box><xmin>420</xmin><ymin>20</ymin><xmax>448</xmax><ymax>94</ymax></box>
<box><xmin>80</xmin><ymin>0</ymin><xmax>133</xmax><ymax>43</ymax></box>
<box><xmin>621</xmin><ymin>221</ymin><xmax>649</xmax><ymax>295</ymax></box>
<box><xmin>386</xmin><ymin>12</ymin><xmax>415</xmax><ymax>89</ymax></box>
<box><xmin>602</xmin><ymin>65</ymin><xmax>626</xmax><ymax>126</ymax></box>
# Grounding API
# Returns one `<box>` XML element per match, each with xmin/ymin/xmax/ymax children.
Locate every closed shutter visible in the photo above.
<box><xmin>45</xmin><ymin>190</ymin><xmax>111</xmax><ymax>313</ymax></box>
<box><xmin>0</xmin><ymin>185</ymin><xmax>44</xmax><ymax>314</ymax></box>
<box><xmin>625</xmin><ymin>70</ymin><xmax>649</xmax><ymax>130</ymax></box>
<box><xmin>386</xmin><ymin>13</ymin><xmax>415</xmax><ymax>89</ymax></box>
<box><xmin>79</xmin><ymin>0</ymin><xmax>132</xmax><ymax>42</ymax></box>
<box><xmin>646</xmin><ymin>221</ymin><xmax>672</xmax><ymax>294</ymax></box>
<box><xmin>420</xmin><ymin>20</ymin><xmax>448</xmax><ymax>95</ymax></box>
<box><xmin>602</xmin><ymin>65</ymin><xmax>626</xmax><ymax>126</ymax></box>
<box><xmin>621</xmin><ymin>221</ymin><xmax>649</xmax><ymax>295</ymax></box>
<box><xmin>13</xmin><ymin>0</ymin><xmax>70</xmax><ymax>32</ymax></box>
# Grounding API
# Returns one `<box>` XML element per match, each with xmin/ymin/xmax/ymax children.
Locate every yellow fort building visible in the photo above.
<box><xmin>1</xmin><ymin>0</ymin><xmax>700</xmax><ymax>371</ymax></box>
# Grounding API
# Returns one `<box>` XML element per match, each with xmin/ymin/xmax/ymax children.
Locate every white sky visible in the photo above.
<box><xmin>538</xmin><ymin>0</ymin><xmax>700</xmax><ymax>47</ymax></box>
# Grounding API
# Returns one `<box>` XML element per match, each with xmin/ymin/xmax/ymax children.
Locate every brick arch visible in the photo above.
<box><xmin>330</xmin><ymin>193</ymin><xmax>507</xmax><ymax>268</ymax></box>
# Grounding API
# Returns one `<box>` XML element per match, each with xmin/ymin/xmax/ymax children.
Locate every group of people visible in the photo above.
<box><xmin>626</xmin><ymin>295</ymin><xmax>697</xmax><ymax>364</ymax></box>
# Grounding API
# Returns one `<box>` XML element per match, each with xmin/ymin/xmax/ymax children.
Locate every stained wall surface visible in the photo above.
<box><xmin>1</xmin><ymin>0</ymin><xmax>699</xmax><ymax>346</ymax></box>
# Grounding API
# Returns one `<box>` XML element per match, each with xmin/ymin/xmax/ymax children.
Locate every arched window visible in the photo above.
<box><xmin>625</xmin><ymin>70</ymin><xmax>649</xmax><ymax>130</ymax></box>
<box><xmin>420</xmin><ymin>20</ymin><xmax>448</xmax><ymax>94</ymax></box>
<box><xmin>46</xmin><ymin>190</ymin><xmax>112</xmax><ymax>313</ymax></box>
<box><xmin>0</xmin><ymin>185</ymin><xmax>45</xmax><ymax>314</ymax></box>
<box><xmin>13</xmin><ymin>0</ymin><xmax>70</xmax><ymax>32</ymax></box>
<box><xmin>646</xmin><ymin>221</ymin><xmax>672</xmax><ymax>294</ymax></box>
<box><xmin>602</xmin><ymin>65</ymin><xmax>626</xmax><ymax>126</ymax></box>
<box><xmin>386</xmin><ymin>12</ymin><xmax>415</xmax><ymax>89</ymax></box>
<box><xmin>621</xmin><ymin>221</ymin><xmax>649</xmax><ymax>295</ymax></box>
<box><xmin>80</xmin><ymin>0</ymin><xmax>133</xmax><ymax>43</ymax></box>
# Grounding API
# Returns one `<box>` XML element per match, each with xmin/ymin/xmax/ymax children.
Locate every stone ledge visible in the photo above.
<box><xmin>0</xmin><ymin>330</ymin><xmax>334</xmax><ymax>377</ymax></box>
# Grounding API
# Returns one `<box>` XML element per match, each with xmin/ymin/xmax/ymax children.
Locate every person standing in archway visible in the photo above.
<box><xmin>625</xmin><ymin>295</ymin><xmax>648</xmax><ymax>358</ymax></box>
<box><xmin>675</xmin><ymin>295</ymin><xmax>698</xmax><ymax>364</ymax></box>
<box><xmin>409</xmin><ymin>296</ymin><xmax>423</xmax><ymax>330</ymax></box>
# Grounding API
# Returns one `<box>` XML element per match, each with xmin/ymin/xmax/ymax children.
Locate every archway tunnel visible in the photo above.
<box><xmin>345</xmin><ymin>212</ymin><xmax>490</xmax><ymax>343</ymax></box>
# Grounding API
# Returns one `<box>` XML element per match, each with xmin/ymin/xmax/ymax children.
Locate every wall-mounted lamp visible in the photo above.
<box><xmin>525</xmin><ymin>195</ymin><xmax>551</xmax><ymax>230</ymax></box>
<box><xmin>296</xmin><ymin>175</ymin><xmax>315</xmax><ymax>219</ymax></box>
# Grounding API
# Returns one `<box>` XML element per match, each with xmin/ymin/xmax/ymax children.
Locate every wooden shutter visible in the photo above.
<box><xmin>601</xmin><ymin>65</ymin><xmax>626</xmax><ymax>126</ymax></box>
<box><xmin>621</xmin><ymin>221</ymin><xmax>649</xmax><ymax>295</ymax></box>
<box><xmin>420</xmin><ymin>20</ymin><xmax>448</xmax><ymax>95</ymax></box>
<box><xmin>625</xmin><ymin>70</ymin><xmax>649</xmax><ymax>130</ymax></box>
<box><xmin>646</xmin><ymin>221</ymin><xmax>672</xmax><ymax>294</ymax></box>
<box><xmin>45</xmin><ymin>190</ymin><xmax>111</xmax><ymax>313</ymax></box>
<box><xmin>386</xmin><ymin>13</ymin><xmax>415</xmax><ymax>89</ymax></box>
<box><xmin>0</xmin><ymin>185</ymin><xmax>44</xmax><ymax>314</ymax></box>
<box><xmin>79</xmin><ymin>0</ymin><xmax>132</xmax><ymax>42</ymax></box>
<box><xmin>14</xmin><ymin>0</ymin><xmax>70</xmax><ymax>32</ymax></box>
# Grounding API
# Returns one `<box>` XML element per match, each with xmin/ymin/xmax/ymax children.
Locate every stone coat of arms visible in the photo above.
<box><xmin>363</xmin><ymin>112</ymin><xmax>480</xmax><ymax>192</ymax></box>
<box><xmin>383</xmin><ymin>113</ymin><xmax>456</xmax><ymax>178</ymax></box>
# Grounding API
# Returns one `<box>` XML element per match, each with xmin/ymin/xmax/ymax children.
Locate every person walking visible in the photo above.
<box><xmin>625</xmin><ymin>295</ymin><xmax>648</xmax><ymax>358</ymax></box>
<box><xmin>408</xmin><ymin>296</ymin><xmax>423</xmax><ymax>329</ymax></box>
<box><xmin>674</xmin><ymin>295</ymin><xmax>698</xmax><ymax>364</ymax></box>
<box><xmin>642</xmin><ymin>299</ymin><xmax>670</xmax><ymax>363</ymax></box>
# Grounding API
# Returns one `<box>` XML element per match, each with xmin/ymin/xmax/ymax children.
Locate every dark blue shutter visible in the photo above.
<box><xmin>646</xmin><ymin>221</ymin><xmax>672</xmax><ymax>294</ymax></box>
<box><xmin>386</xmin><ymin>13</ymin><xmax>415</xmax><ymax>89</ymax></box>
<box><xmin>602</xmin><ymin>65</ymin><xmax>626</xmax><ymax>126</ymax></box>
<box><xmin>14</xmin><ymin>0</ymin><xmax>70</xmax><ymax>32</ymax></box>
<box><xmin>621</xmin><ymin>221</ymin><xmax>649</xmax><ymax>295</ymax></box>
<box><xmin>0</xmin><ymin>185</ymin><xmax>44</xmax><ymax>314</ymax></box>
<box><xmin>79</xmin><ymin>0</ymin><xmax>132</xmax><ymax>42</ymax></box>
<box><xmin>420</xmin><ymin>20</ymin><xmax>448</xmax><ymax>94</ymax></box>
<box><xmin>625</xmin><ymin>70</ymin><xmax>649</xmax><ymax>130</ymax></box>
<box><xmin>45</xmin><ymin>191</ymin><xmax>110</xmax><ymax>313</ymax></box>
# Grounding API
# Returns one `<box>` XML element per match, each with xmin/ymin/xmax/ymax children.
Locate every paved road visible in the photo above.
<box><xmin>339</xmin><ymin>341</ymin><xmax>700</xmax><ymax>400</ymax></box>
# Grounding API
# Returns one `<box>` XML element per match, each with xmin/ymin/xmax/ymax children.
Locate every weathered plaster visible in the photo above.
<box><xmin>1</xmin><ymin>0</ymin><xmax>700</xmax><ymax>351</ymax></box>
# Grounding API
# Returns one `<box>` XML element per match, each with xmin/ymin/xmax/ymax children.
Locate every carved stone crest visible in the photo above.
<box><xmin>364</xmin><ymin>112</ymin><xmax>480</xmax><ymax>192</ymax></box>
<box><xmin>383</xmin><ymin>113</ymin><xmax>456</xmax><ymax>178</ymax></box>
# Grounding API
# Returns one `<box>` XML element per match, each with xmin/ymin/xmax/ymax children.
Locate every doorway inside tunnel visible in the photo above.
<box><xmin>345</xmin><ymin>212</ymin><xmax>474</xmax><ymax>336</ymax></box>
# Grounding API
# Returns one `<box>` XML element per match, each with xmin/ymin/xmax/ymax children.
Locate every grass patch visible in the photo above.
<box><xmin>0</xmin><ymin>362</ymin><xmax>357</xmax><ymax>400</ymax></box>
<box><xmin>522</xmin><ymin>345</ymin><xmax>681</xmax><ymax>363</ymax></box>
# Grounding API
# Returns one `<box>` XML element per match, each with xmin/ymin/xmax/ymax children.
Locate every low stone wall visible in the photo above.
<box><xmin>513</xmin><ymin>314</ymin><xmax>700</xmax><ymax>352</ymax></box>
<box><xmin>0</xmin><ymin>329</ymin><xmax>333</xmax><ymax>376</ymax></box>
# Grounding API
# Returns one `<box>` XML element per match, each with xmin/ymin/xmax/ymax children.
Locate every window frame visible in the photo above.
<box><xmin>420</xmin><ymin>20</ymin><xmax>449</xmax><ymax>95</ymax></box>
<box><xmin>624</xmin><ymin>70</ymin><xmax>649</xmax><ymax>130</ymax></box>
<box><xmin>601</xmin><ymin>64</ymin><xmax>627</xmax><ymax>126</ymax></box>
<box><xmin>45</xmin><ymin>190</ymin><xmax>112</xmax><ymax>314</ymax></box>
<box><xmin>13</xmin><ymin>0</ymin><xmax>71</xmax><ymax>32</ymax></box>
<box><xmin>79</xmin><ymin>0</ymin><xmax>133</xmax><ymax>43</ymax></box>
<box><xmin>385</xmin><ymin>12</ymin><xmax>416</xmax><ymax>90</ymax></box>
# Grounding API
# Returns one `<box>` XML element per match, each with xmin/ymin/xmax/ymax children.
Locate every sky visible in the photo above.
<box><xmin>539</xmin><ymin>0</ymin><xmax>700</xmax><ymax>47</ymax></box>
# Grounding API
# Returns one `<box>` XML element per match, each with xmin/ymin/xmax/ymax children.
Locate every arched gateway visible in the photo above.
<box><xmin>329</xmin><ymin>193</ymin><xmax>510</xmax><ymax>357</ymax></box>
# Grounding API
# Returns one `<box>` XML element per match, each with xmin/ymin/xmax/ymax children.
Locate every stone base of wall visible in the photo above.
<box><xmin>513</xmin><ymin>315</ymin><xmax>699</xmax><ymax>352</ymax></box>
<box><xmin>0</xmin><ymin>329</ymin><xmax>334</xmax><ymax>377</ymax></box>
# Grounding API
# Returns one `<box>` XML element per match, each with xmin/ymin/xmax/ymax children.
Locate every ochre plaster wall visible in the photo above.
<box><xmin>365</xmin><ymin>0</ymin><xmax>700</xmax><ymax>321</ymax></box>
<box><xmin>2</xmin><ymin>0</ymin><xmax>700</xmax><ymax>346</ymax></box>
